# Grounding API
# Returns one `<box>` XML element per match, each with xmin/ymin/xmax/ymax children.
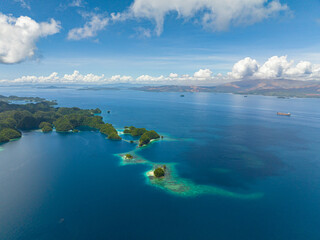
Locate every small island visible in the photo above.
<box><xmin>154</xmin><ymin>166</ymin><xmax>166</xmax><ymax>178</ymax></box>
<box><xmin>146</xmin><ymin>165</ymin><xmax>167</xmax><ymax>178</ymax></box>
<box><xmin>0</xmin><ymin>95</ymin><xmax>57</xmax><ymax>105</ymax></box>
<box><xmin>125</xmin><ymin>154</ymin><xmax>133</xmax><ymax>160</ymax></box>
<box><xmin>124</xmin><ymin>126</ymin><xmax>160</xmax><ymax>147</ymax></box>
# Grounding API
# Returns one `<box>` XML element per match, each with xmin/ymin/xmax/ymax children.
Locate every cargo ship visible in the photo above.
<box><xmin>277</xmin><ymin>112</ymin><xmax>291</xmax><ymax>116</ymax></box>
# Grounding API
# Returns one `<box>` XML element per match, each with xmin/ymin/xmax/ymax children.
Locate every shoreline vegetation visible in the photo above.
<box><xmin>123</xmin><ymin>126</ymin><xmax>160</xmax><ymax>146</ymax></box>
<box><xmin>0</xmin><ymin>97</ymin><xmax>123</xmax><ymax>143</ymax></box>
<box><xmin>0</xmin><ymin>95</ymin><xmax>57</xmax><ymax>105</ymax></box>
<box><xmin>0</xmin><ymin>96</ymin><xmax>161</xmax><ymax>146</ymax></box>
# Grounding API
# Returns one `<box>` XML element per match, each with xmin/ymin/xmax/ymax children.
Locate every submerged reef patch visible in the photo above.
<box><xmin>115</xmin><ymin>134</ymin><xmax>263</xmax><ymax>199</ymax></box>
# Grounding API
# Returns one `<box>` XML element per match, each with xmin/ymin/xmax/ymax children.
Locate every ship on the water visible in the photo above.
<box><xmin>277</xmin><ymin>112</ymin><xmax>291</xmax><ymax>116</ymax></box>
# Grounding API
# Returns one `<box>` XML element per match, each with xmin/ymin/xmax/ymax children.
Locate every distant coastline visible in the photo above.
<box><xmin>132</xmin><ymin>79</ymin><xmax>320</xmax><ymax>98</ymax></box>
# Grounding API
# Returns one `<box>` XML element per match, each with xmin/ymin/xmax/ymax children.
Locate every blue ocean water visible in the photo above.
<box><xmin>0</xmin><ymin>87</ymin><xmax>320</xmax><ymax>239</ymax></box>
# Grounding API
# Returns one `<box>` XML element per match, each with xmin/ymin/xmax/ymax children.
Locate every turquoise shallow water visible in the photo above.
<box><xmin>0</xmin><ymin>87</ymin><xmax>320</xmax><ymax>239</ymax></box>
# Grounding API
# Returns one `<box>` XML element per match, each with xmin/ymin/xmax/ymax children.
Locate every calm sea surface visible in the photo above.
<box><xmin>0</xmin><ymin>87</ymin><xmax>320</xmax><ymax>240</ymax></box>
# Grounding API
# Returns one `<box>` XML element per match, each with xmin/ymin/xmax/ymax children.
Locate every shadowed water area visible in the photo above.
<box><xmin>0</xmin><ymin>86</ymin><xmax>320</xmax><ymax>239</ymax></box>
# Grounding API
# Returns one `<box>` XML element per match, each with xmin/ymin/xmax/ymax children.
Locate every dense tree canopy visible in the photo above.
<box><xmin>108</xmin><ymin>132</ymin><xmax>122</xmax><ymax>140</ymax></box>
<box><xmin>154</xmin><ymin>167</ymin><xmax>165</xmax><ymax>178</ymax></box>
<box><xmin>139</xmin><ymin>130</ymin><xmax>160</xmax><ymax>146</ymax></box>
<box><xmin>0</xmin><ymin>128</ymin><xmax>21</xmax><ymax>140</ymax></box>
<box><xmin>54</xmin><ymin>117</ymin><xmax>73</xmax><ymax>132</ymax></box>
<box><xmin>39</xmin><ymin>122</ymin><xmax>53</xmax><ymax>132</ymax></box>
<box><xmin>0</xmin><ymin>97</ymin><xmax>162</xmax><ymax>146</ymax></box>
<box><xmin>0</xmin><ymin>98</ymin><xmax>121</xmax><ymax>143</ymax></box>
<box><xmin>17</xmin><ymin>116</ymin><xmax>38</xmax><ymax>130</ymax></box>
<box><xmin>124</xmin><ymin>126</ymin><xmax>160</xmax><ymax>147</ymax></box>
<box><xmin>124</xmin><ymin>126</ymin><xmax>147</xmax><ymax>136</ymax></box>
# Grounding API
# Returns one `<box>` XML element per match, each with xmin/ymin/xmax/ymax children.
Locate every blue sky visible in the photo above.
<box><xmin>0</xmin><ymin>0</ymin><xmax>320</xmax><ymax>84</ymax></box>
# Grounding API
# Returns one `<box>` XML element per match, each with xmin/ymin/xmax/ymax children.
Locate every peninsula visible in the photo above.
<box><xmin>0</xmin><ymin>97</ymin><xmax>161</xmax><ymax>146</ymax></box>
<box><xmin>0</xmin><ymin>97</ymin><xmax>121</xmax><ymax>143</ymax></box>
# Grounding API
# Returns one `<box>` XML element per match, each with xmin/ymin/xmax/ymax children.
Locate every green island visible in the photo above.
<box><xmin>154</xmin><ymin>166</ymin><xmax>166</xmax><ymax>178</ymax></box>
<box><xmin>0</xmin><ymin>98</ymin><xmax>121</xmax><ymax>143</ymax></box>
<box><xmin>125</xmin><ymin>154</ymin><xmax>133</xmax><ymax>159</ymax></box>
<box><xmin>124</xmin><ymin>126</ymin><xmax>160</xmax><ymax>146</ymax></box>
<box><xmin>0</xmin><ymin>95</ymin><xmax>57</xmax><ymax>105</ymax></box>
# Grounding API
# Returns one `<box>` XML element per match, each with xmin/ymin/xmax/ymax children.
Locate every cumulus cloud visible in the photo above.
<box><xmin>11</xmin><ymin>72</ymin><xmax>60</xmax><ymax>84</ymax></box>
<box><xmin>136</xmin><ymin>75</ymin><xmax>165</xmax><ymax>82</ymax></box>
<box><xmin>229</xmin><ymin>57</ymin><xmax>259</xmax><ymax>79</ymax></box>
<box><xmin>110</xmin><ymin>75</ymin><xmax>134</xmax><ymax>82</ymax></box>
<box><xmin>2</xmin><ymin>71</ymin><xmax>106</xmax><ymax>84</ymax></box>
<box><xmin>0</xmin><ymin>69</ymin><xmax>219</xmax><ymax>85</ymax></box>
<box><xmin>63</xmin><ymin>70</ymin><xmax>105</xmax><ymax>83</ymax></box>
<box><xmin>169</xmin><ymin>73</ymin><xmax>178</xmax><ymax>78</ymax></box>
<box><xmin>229</xmin><ymin>56</ymin><xmax>320</xmax><ymax>80</ymax></box>
<box><xmin>120</xmin><ymin>0</ymin><xmax>288</xmax><ymax>35</ymax></box>
<box><xmin>3</xmin><ymin>56</ymin><xmax>320</xmax><ymax>85</ymax></box>
<box><xmin>67</xmin><ymin>13</ymin><xmax>109</xmax><ymax>40</ymax></box>
<box><xmin>194</xmin><ymin>69</ymin><xmax>213</xmax><ymax>79</ymax></box>
<box><xmin>0</xmin><ymin>13</ymin><xmax>61</xmax><ymax>64</ymax></box>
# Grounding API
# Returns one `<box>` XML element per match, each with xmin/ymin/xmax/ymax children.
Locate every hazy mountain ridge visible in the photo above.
<box><xmin>133</xmin><ymin>79</ymin><xmax>320</xmax><ymax>98</ymax></box>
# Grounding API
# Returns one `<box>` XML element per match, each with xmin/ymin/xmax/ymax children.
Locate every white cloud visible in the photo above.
<box><xmin>169</xmin><ymin>73</ymin><xmax>178</xmax><ymax>78</ymax></box>
<box><xmin>0</xmin><ymin>69</ymin><xmax>219</xmax><ymax>85</ymax></box>
<box><xmin>122</xmin><ymin>0</ymin><xmax>288</xmax><ymax>35</ymax></box>
<box><xmin>255</xmin><ymin>55</ymin><xmax>292</xmax><ymax>78</ymax></box>
<box><xmin>110</xmin><ymin>75</ymin><xmax>133</xmax><ymax>82</ymax></box>
<box><xmin>62</xmin><ymin>70</ymin><xmax>105</xmax><ymax>83</ymax></box>
<box><xmin>15</xmin><ymin>0</ymin><xmax>31</xmax><ymax>10</ymax></box>
<box><xmin>229</xmin><ymin>57</ymin><xmax>259</xmax><ymax>79</ymax></box>
<box><xmin>229</xmin><ymin>56</ymin><xmax>320</xmax><ymax>80</ymax></box>
<box><xmin>136</xmin><ymin>75</ymin><xmax>165</xmax><ymax>82</ymax></box>
<box><xmin>2</xmin><ymin>56</ymin><xmax>320</xmax><ymax>85</ymax></box>
<box><xmin>194</xmin><ymin>69</ymin><xmax>213</xmax><ymax>79</ymax></box>
<box><xmin>69</xmin><ymin>0</ymin><xmax>85</xmax><ymax>7</ymax></box>
<box><xmin>135</xmin><ymin>69</ymin><xmax>217</xmax><ymax>83</ymax></box>
<box><xmin>0</xmin><ymin>13</ymin><xmax>61</xmax><ymax>64</ymax></box>
<box><xmin>68</xmin><ymin>13</ymin><xmax>109</xmax><ymax>40</ymax></box>
<box><xmin>10</xmin><ymin>72</ymin><xmax>60</xmax><ymax>83</ymax></box>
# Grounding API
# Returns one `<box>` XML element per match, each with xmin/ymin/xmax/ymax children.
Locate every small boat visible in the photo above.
<box><xmin>180</xmin><ymin>94</ymin><xmax>185</xmax><ymax>97</ymax></box>
<box><xmin>277</xmin><ymin>112</ymin><xmax>291</xmax><ymax>116</ymax></box>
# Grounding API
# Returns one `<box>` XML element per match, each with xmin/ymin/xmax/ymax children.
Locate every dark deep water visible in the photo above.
<box><xmin>0</xmin><ymin>87</ymin><xmax>320</xmax><ymax>240</ymax></box>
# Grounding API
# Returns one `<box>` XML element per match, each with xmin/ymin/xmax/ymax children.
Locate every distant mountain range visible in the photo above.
<box><xmin>133</xmin><ymin>79</ymin><xmax>320</xmax><ymax>98</ymax></box>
